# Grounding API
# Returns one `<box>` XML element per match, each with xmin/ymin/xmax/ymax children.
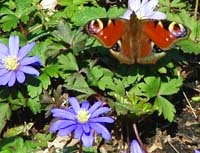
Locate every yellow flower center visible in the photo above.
<box><xmin>3</xmin><ymin>56</ymin><xmax>19</xmax><ymax>71</ymax></box>
<box><xmin>77</xmin><ymin>109</ymin><xmax>90</xmax><ymax>123</ymax></box>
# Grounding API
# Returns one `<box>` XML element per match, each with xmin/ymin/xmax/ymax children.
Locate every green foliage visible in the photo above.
<box><xmin>0</xmin><ymin>0</ymin><xmax>199</xmax><ymax>151</ymax></box>
<box><xmin>0</xmin><ymin>103</ymin><xmax>11</xmax><ymax>134</ymax></box>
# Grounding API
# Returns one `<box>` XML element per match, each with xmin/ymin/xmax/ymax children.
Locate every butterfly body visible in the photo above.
<box><xmin>85</xmin><ymin>14</ymin><xmax>189</xmax><ymax>64</ymax></box>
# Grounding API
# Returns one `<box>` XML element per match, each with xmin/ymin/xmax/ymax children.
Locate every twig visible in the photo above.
<box><xmin>167</xmin><ymin>136</ymin><xmax>180</xmax><ymax>153</ymax></box>
<box><xmin>194</xmin><ymin>0</ymin><xmax>199</xmax><ymax>20</ymax></box>
<box><xmin>182</xmin><ymin>91</ymin><xmax>197</xmax><ymax>119</ymax></box>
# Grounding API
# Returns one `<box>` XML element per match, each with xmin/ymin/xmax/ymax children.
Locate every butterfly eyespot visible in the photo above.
<box><xmin>153</xmin><ymin>45</ymin><xmax>163</xmax><ymax>53</ymax></box>
<box><xmin>168</xmin><ymin>22</ymin><xmax>187</xmax><ymax>38</ymax></box>
<box><xmin>111</xmin><ymin>40</ymin><xmax>121</xmax><ymax>52</ymax></box>
<box><xmin>87</xmin><ymin>19</ymin><xmax>104</xmax><ymax>34</ymax></box>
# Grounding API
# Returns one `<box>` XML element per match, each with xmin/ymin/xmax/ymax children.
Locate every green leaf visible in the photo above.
<box><xmin>109</xmin><ymin>92</ymin><xmax>153</xmax><ymax>116</ymax></box>
<box><xmin>0</xmin><ymin>14</ymin><xmax>18</xmax><ymax>31</ymax></box>
<box><xmin>58</xmin><ymin>53</ymin><xmax>79</xmax><ymax>71</ymax></box>
<box><xmin>71</xmin><ymin>7</ymin><xmax>107</xmax><ymax>26</ymax></box>
<box><xmin>0</xmin><ymin>7</ymin><xmax>16</xmax><ymax>15</ymax></box>
<box><xmin>87</xmin><ymin>65</ymin><xmax>113</xmax><ymax>86</ymax></box>
<box><xmin>177</xmin><ymin>40</ymin><xmax>200</xmax><ymax>54</ymax></box>
<box><xmin>97</xmin><ymin>76</ymin><xmax>125</xmax><ymax>95</ymax></box>
<box><xmin>0</xmin><ymin>103</ymin><xmax>11</xmax><ymax>134</ymax></box>
<box><xmin>4</xmin><ymin>122</ymin><xmax>34</xmax><ymax>137</ymax></box>
<box><xmin>34</xmin><ymin>133</ymin><xmax>52</xmax><ymax>147</ymax></box>
<box><xmin>52</xmin><ymin>20</ymin><xmax>74</xmax><ymax>44</ymax></box>
<box><xmin>39</xmin><ymin>73</ymin><xmax>51</xmax><ymax>90</ymax></box>
<box><xmin>27</xmin><ymin>78</ymin><xmax>42</xmax><ymax>98</ymax></box>
<box><xmin>64</xmin><ymin>73</ymin><xmax>95</xmax><ymax>95</ymax></box>
<box><xmin>44</xmin><ymin>64</ymin><xmax>60</xmax><ymax>78</ymax></box>
<box><xmin>27</xmin><ymin>98</ymin><xmax>41</xmax><ymax>114</ymax></box>
<box><xmin>107</xmin><ymin>7</ymin><xmax>125</xmax><ymax>18</ymax></box>
<box><xmin>159</xmin><ymin>77</ymin><xmax>183</xmax><ymax>95</ymax></box>
<box><xmin>154</xmin><ymin>96</ymin><xmax>176</xmax><ymax>122</ymax></box>
<box><xmin>137</xmin><ymin>77</ymin><xmax>161</xmax><ymax>97</ymax></box>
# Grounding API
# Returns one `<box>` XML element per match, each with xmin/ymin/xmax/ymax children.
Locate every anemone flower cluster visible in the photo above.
<box><xmin>0</xmin><ymin>36</ymin><xmax>41</xmax><ymax>87</ymax></box>
<box><xmin>121</xmin><ymin>0</ymin><xmax>166</xmax><ymax>20</ymax></box>
<box><xmin>49</xmin><ymin>97</ymin><xmax>114</xmax><ymax>147</ymax></box>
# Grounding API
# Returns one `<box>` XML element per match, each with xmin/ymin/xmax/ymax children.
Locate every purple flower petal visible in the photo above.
<box><xmin>0</xmin><ymin>68</ymin><xmax>8</xmax><ymax>76</ymax></box>
<box><xmin>69</xmin><ymin>97</ymin><xmax>81</xmax><ymax>113</ymax></box>
<box><xmin>19</xmin><ymin>65</ymin><xmax>40</xmax><ymax>76</ymax></box>
<box><xmin>57</xmin><ymin>124</ymin><xmax>76</xmax><ymax>136</ymax></box>
<box><xmin>81</xmin><ymin>132</ymin><xmax>94</xmax><ymax>147</ymax></box>
<box><xmin>146</xmin><ymin>12</ymin><xmax>166</xmax><ymax>20</ymax></box>
<box><xmin>20</xmin><ymin>56</ymin><xmax>41</xmax><ymax>66</ymax></box>
<box><xmin>145</xmin><ymin>0</ymin><xmax>158</xmax><ymax>9</ymax></box>
<box><xmin>8</xmin><ymin>71</ymin><xmax>16</xmax><ymax>87</ymax></box>
<box><xmin>18</xmin><ymin>42</ymin><xmax>35</xmax><ymax>60</ymax></box>
<box><xmin>0</xmin><ymin>43</ymin><xmax>8</xmax><ymax>59</ymax></box>
<box><xmin>16</xmin><ymin>71</ymin><xmax>25</xmax><ymax>83</ymax></box>
<box><xmin>89</xmin><ymin>122</ymin><xmax>111</xmax><ymax>140</ymax></box>
<box><xmin>90</xmin><ymin>107</ymin><xmax>110</xmax><ymax>117</ymax></box>
<box><xmin>88</xmin><ymin>101</ymin><xmax>102</xmax><ymax>114</ymax></box>
<box><xmin>51</xmin><ymin>108</ymin><xmax>76</xmax><ymax>120</ymax></box>
<box><xmin>130</xmin><ymin>140</ymin><xmax>144</xmax><ymax>153</ymax></box>
<box><xmin>122</xmin><ymin>0</ymin><xmax>166</xmax><ymax>20</ymax></box>
<box><xmin>194</xmin><ymin>150</ymin><xmax>200</xmax><ymax>153</ymax></box>
<box><xmin>82</xmin><ymin>123</ymin><xmax>90</xmax><ymax>133</ymax></box>
<box><xmin>81</xmin><ymin>101</ymin><xmax>90</xmax><ymax>110</ymax></box>
<box><xmin>9</xmin><ymin>36</ymin><xmax>19</xmax><ymax>56</ymax></box>
<box><xmin>49</xmin><ymin>120</ymin><xmax>76</xmax><ymax>132</ymax></box>
<box><xmin>74</xmin><ymin>125</ymin><xmax>83</xmax><ymax>140</ymax></box>
<box><xmin>0</xmin><ymin>71</ymin><xmax>11</xmax><ymax>85</ymax></box>
<box><xmin>121</xmin><ymin>9</ymin><xmax>132</xmax><ymax>19</ymax></box>
<box><xmin>90</xmin><ymin>117</ymin><xmax>114</xmax><ymax>123</ymax></box>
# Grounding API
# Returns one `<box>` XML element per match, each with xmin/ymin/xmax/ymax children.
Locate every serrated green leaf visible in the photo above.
<box><xmin>0</xmin><ymin>14</ymin><xmax>18</xmax><ymax>31</ymax></box>
<box><xmin>159</xmin><ymin>77</ymin><xmax>183</xmax><ymax>95</ymax></box>
<box><xmin>177</xmin><ymin>40</ymin><xmax>200</xmax><ymax>54</ymax></box>
<box><xmin>27</xmin><ymin>78</ymin><xmax>42</xmax><ymax>98</ymax></box>
<box><xmin>64</xmin><ymin>73</ymin><xmax>95</xmax><ymax>95</ymax></box>
<box><xmin>122</xmin><ymin>75</ymin><xmax>138</xmax><ymax>88</ymax></box>
<box><xmin>0</xmin><ymin>103</ymin><xmax>11</xmax><ymax>134</ymax></box>
<box><xmin>107</xmin><ymin>7</ymin><xmax>125</xmax><ymax>18</ymax></box>
<box><xmin>71</xmin><ymin>7</ymin><xmax>107</xmax><ymax>26</ymax></box>
<box><xmin>0</xmin><ymin>7</ymin><xmax>16</xmax><ymax>15</ymax></box>
<box><xmin>39</xmin><ymin>73</ymin><xmax>51</xmax><ymax>90</ymax></box>
<box><xmin>154</xmin><ymin>96</ymin><xmax>176</xmax><ymax>122</ymax></box>
<box><xmin>58</xmin><ymin>53</ymin><xmax>79</xmax><ymax>71</ymax></box>
<box><xmin>27</xmin><ymin>98</ymin><xmax>41</xmax><ymax>114</ymax></box>
<box><xmin>138</xmin><ymin>77</ymin><xmax>161</xmax><ymax>97</ymax></box>
<box><xmin>44</xmin><ymin>64</ymin><xmax>60</xmax><ymax>78</ymax></box>
<box><xmin>52</xmin><ymin>20</ymin><xmax>73</xmax><ymax>44</ymax></box>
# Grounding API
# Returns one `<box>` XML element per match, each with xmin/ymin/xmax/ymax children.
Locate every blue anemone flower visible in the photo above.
<box><xmin>121</xmin><ymin>0</ymin><xmax>166</xmax><ymax>20</ymax></box>
<box><xmin>49</xmin><ymin>97</ymin><xmax>114</xmax><ymax>147</ymax></box>
<box><xmin>0</xmin><ymin>35</ymin><xmax>41</xmax><ymax>87</ymax></box>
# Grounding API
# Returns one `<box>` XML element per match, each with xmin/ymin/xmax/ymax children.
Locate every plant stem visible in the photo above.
<box><xmin>79</xmin><ymin>141</ymin><xmax>83</xmax><ymax>153</ymax></box>
<box><xmin>194</xmin><ymin>0</ymin><xmax>199</xmax><ymax>19</ymax></box>
<box><xmin>133</xmin><ymin>123</ymin><xmax>147</xmax><ymax>153</ymax></box>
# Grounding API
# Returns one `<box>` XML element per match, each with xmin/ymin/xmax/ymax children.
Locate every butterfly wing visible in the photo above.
<box><xmin>85</xmin><ymin>18</ymin><xmax>126</xmax><ymax>48</ymax></box>
<box><xmin>143</xmin><ymin>20</ymin><xmax>189</xmax><ymax>50</ymax></box>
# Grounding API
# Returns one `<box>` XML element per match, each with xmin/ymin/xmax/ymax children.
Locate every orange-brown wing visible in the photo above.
<box><xmin>143</xmin><ymin>20</ymin><xmax>189</xmax><ymax>50</ymax></box>
<box><xmin>85</xmin><ymin>18</ymin><xmax>126</xmax><ymax>48</ymax></box>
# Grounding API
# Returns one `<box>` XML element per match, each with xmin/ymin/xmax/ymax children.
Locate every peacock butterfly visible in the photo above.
<box><xmin>85</xmin><ymin>13</ymin><xmax>190</xmax><ymax>64</ymax></box>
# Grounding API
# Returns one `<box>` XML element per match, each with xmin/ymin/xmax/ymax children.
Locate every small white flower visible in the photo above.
<box><xmin>40</xmin><ymin>0</ymin><xmax>58</xmax><ymax>10</ymax></box>
<box><xmin>121</xmin><ymin>0</ymin><xmax>166</xmax><ymax>20</ymax></box>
